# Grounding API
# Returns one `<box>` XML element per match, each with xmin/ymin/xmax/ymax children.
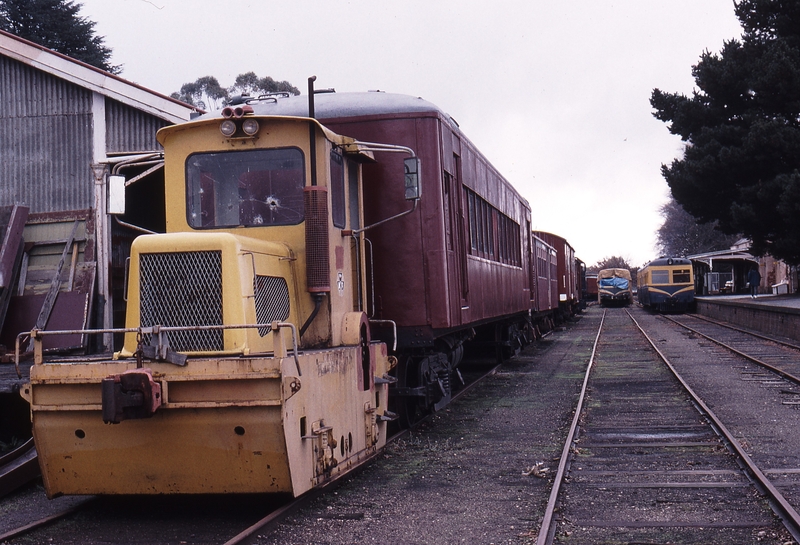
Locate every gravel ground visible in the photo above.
<box><xmin>256</xmin><ymin>312</ymin><xmax>599</xmax><ymax>545</ymax></box>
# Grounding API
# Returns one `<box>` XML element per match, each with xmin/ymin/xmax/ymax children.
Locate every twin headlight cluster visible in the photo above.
<box><xmin>219</xmin><ymin>104</ymin><xmax>260</xmax><ymax>137</ymax></box>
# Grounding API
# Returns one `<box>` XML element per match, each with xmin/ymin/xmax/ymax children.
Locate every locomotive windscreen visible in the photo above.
<box><xmin>186</xmin><ymin>148</ymin><xmax>305</xmax><ymax>228</ymax></box>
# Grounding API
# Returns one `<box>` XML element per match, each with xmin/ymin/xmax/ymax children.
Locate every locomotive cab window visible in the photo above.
<box><xmin>651</xmin><ymin>270</ymin><xmax>669</xmax><ymax>284</ymax></box>
<box><xmin>672</xmin><ymin>269</ymin><xmax>691</xmax><ymax>283</ymax></box>
<box><xmin>186</xmin><ymin>148</ymin><xmax>305</xmax><ymax>228</ymax></box>
<box><xmin>330</xmin><ymin>150</ymin><xmax>345</xmax><ymax>229</ymax></box>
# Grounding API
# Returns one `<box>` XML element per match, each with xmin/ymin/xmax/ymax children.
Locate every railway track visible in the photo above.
<box><xmin>663</xmin><ymin>312</ymin><xmax>800</xmax><ymax>388</ymax></box>
<box><xmin>0</xmin><ymin>438</ymin><xmax>38</xmax><ymax>498</ymax></box>
<box><xmin>538</xmin><ymin>307</ymin><xmax>798</xmax><ymax>544</ymax></box>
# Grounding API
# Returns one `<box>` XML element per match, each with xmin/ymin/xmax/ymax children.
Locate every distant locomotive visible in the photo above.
<box><xmin>597</xmin><ymin>268</ymin><xmax>632</xmax><ymax>306</ymax></box>
<box><xmin>20</xmin><ymin>87</ymin><xmax>581</xmax><ymax>497</ymax></box>
<box><xmin>637</xmin><ymin>257</ymin><xmax>695</xmax><ymax>312</ymax></box>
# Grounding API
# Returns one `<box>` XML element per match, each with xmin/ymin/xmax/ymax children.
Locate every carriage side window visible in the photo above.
<box><xmin>186</xmin><ymin>148</ymin><xmax>305</xmax><ymax>228</ymax></box>
<box><xmin>467</xmin><ymin>190</ymin><xmax>478</xmax><ymax>252</ymax></box>
<box><xmin>672</xmin><ymin>269</ymin><xmax>691</xmax><ymax>283</ymax></box>
<box><xmin>537</xmin><ymin>247</ymin><xmax>548</xmax><ymax>276</ymax></box>
<box><xmin>330</xmin><ymin>150</ymin><xmax>346</xmax><ymax>229</ymax></box>
<box><xmin>464</xmin><ymin>187</ymin><xmax>521</xmax><ymax>267</ymax></box>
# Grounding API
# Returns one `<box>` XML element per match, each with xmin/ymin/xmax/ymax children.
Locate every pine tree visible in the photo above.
<box><xmin>0</xmin><ymin>0</ymin><xmax>119</xmax><ymax>73</ymax></box>
<box><xmin>651</xmin><ymin>0</ymin><xmax>800</xmax><ymax>264</ymax></box>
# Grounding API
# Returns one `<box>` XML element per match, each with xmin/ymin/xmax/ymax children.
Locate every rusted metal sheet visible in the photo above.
<box><xmin>0</xmin><ymin>213</ymin><xmax>96</xmax><ymax>352</ymax></box>
<box><xmin>0</xmin><ymin>205</ymin><xmax>28</xmax><ymax>289</ymax></box>
<box><xmin>33</xmin><ymin>221</ymin><xmax>79</xmax><ymax>331</ymax></box>
<box><xmin>1</xmin><ymin>291</ymin><xmax>90</xmax><ymax>351</ymax></box>
<box><xmin>0</xmin><ymin>205</ymin><xmax>29</xmax><ymax>335</ymax></box>
<box><xmin>0</xmin><ymin>438</ymin><xmax>39</xmax><ymax>498</ymax></box>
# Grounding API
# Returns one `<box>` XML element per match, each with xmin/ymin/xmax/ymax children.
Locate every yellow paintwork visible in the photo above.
<box><xmin>22</xmin><ymin>338</ymin><xmax>391</xmax><ymax>496</ymax></box>
<box><xmin>637</xmin><ymin>265</ymin><xmax>694</xmax><ymax>287</ymax></box>
<box><xmin>121</xmin><ymin>231</ymin><xmax>297</xmax><ymax>357</ymax></box>
<box><xmin>150</xmin><ymin>116</ymin><xmax>370</xmax><ymax>348</ymax></box>
<box><xmin>23</xmin><ymin>114</ymin><xmax>392</xmax><ymax>497</ymax></box>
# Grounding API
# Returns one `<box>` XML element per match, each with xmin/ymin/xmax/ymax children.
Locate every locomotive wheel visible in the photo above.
<box><xmin>394</xmin><ymin>354</ymin><xmax>451</xmax><ymax>428</ymax></box>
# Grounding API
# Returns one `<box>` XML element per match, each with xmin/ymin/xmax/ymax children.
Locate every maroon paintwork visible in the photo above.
<box><xmin>586</xmin><ymin>275</ymin><xmax>598</xmax><ymax>298</ymax></box>
<box><xmin>251</xmin><ymin>93</ymin><xmax>591</xmax><ymax>349</ymax></box>
<box><xmin>534</xmin><ymin>231</ymin><xmax>577</xmax><ymax>311</ymax></box>
<box><xmin>532</xmin><ymin>233</ymin><xmax>556</xmax><ymax>313</ymax></box>
<box><xmin>290</xmin><ymin>93</ymin><xmax>532</xmax><ymax>348</ymax></box>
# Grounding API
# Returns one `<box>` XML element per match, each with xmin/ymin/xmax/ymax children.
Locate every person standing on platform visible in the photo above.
<box><xmin>748</xmin><ymin>266</ymin><xmax>761</xmax><ymax>298</ymax></box>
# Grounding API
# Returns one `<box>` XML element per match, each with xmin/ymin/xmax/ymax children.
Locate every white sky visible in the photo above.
<box><xmin>79</xmin><ymin>0</ymin><xmax>743</xmax><ymax>267</ymax></box>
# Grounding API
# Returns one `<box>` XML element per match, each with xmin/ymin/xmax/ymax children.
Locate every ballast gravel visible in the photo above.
<box><xmin>257</xmin><ymin>312</ymin><xmax>600</xmax><ymax>545</ymax></box>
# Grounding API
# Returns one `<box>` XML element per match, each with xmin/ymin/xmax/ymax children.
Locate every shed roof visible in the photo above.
<box><xmin>0</xmin><ymin>29</ymin><xmax>195</xmax><ymax>124</ymax></box>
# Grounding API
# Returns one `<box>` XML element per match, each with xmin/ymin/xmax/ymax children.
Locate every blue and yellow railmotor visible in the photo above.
<box><xmin>637</xmin><ymin>257</ymin><xmax>695</xmax><ymax>312</ymax></box>
<box><xmin>597</xmin><ymin>268</ymin><xmax>632</xmax><ymax>306</ymax></box>
<box><xmin>20</xmin><ymin>92</ymin><xmax>416</xmax><ymax>497</ymax></box>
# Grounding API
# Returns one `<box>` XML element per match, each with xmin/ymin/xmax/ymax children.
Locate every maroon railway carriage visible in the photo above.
<box><xmin>256</xmin><ymin>91</ymin><xmax>533</xmax><ymax>420</ymax></box>
<box><xmin>533</xmin><ymin>231</ymin><xmax>578</xmax><ymax>318</ymax></box>
<box><xmin>532</xmin><ymin>232</ymin><xmax>558</xmax><ymax>317</ymax></box>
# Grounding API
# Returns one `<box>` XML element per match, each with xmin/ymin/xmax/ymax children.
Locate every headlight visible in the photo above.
<box><xmin>220</xmin><ymin>119</ymin><xmax>237</xmax><ymax>137</ymax></box>
<box><xmin>242</xmin><ymin>118</ymin><xmax>259</xmax><ymax>136</ymax></box>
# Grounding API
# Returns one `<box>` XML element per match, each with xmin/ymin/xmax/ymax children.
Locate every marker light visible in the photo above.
<box><xmin>220</xmin><ymin>119</ymin><xmax>237</xmax><ymax>137</ymax></box>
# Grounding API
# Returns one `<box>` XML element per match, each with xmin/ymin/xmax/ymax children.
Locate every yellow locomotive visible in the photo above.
<box><xmin>19</xmin><ymin>89</ymin><xmax>418</xmax><ymax>497</ymax></box>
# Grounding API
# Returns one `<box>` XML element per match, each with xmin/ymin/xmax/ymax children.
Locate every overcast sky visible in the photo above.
<box><xmin>79</xmin><ymin>0</ymin><xmax>743</xmax><ymax>267</ymax></box>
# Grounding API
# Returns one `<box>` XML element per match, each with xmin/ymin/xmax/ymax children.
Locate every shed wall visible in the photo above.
<box><xmin>0</xmin><ymin>55</ymin><xmax>94</xmax><ymax>212</ymax></box>
<box><xmin>106</xmin><ymin>99</ymin><xmax>167</xmax><ymax>153</ymax></box>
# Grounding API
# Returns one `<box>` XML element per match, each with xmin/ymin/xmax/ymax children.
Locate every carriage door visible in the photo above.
<box><xmin>443</xmin><ymin>153</ymin><xmax>469</xmax><ymax>315</ymax></box>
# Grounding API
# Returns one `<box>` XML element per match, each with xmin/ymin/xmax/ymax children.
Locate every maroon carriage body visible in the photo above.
<box><xmin>532</xmin><ymin>233</ymin><xmax>557</xmax><ymax>314</ymax></box>
<box><xmin>302</xmin><ymin>92</ymin><xmax>532</xmax><ymax>348</ymax></box>
<box><xmin>534</xmin><ymin>231</ymin><xmax>577</xmax><ymax>312</ymax></box>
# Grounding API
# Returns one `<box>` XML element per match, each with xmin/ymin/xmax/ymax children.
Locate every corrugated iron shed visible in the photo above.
<box><xmin>0</xmin><ymin>29</ymin><xmax>196</xmax><ymax>352</ymax></box>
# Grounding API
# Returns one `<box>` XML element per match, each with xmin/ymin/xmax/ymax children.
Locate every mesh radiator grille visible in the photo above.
<box><xmin>303</xmin><ymin>186</ymin><xmax>330</xmax><ymax>292</ymax></box>
<box><xmin>139</xmin><ymin>251</ymin><xmax>224</xmax><ymax>351</ymax></box>
<box><xmin>254</xmin><ymin>275</ymin><xmax>290</xmax><ymax>336</ymax></box>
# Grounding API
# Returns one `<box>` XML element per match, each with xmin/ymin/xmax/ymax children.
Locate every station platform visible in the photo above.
<box><xmin>695</xmin><ymin>293</ymin><xmax>800</xmax><ymax>341</ymax></box>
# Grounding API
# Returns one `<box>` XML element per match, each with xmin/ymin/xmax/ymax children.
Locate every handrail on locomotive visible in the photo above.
<box><xmin>15</xmin><ymin>321</ymin><xmax>302</xmax><ymax>376</ymax></box>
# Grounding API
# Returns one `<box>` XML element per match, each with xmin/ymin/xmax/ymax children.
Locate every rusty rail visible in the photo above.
<box><xmin>0</xmin><ymin>438</ymin><xmax>39</xmax><ymax>498</ymax></box>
